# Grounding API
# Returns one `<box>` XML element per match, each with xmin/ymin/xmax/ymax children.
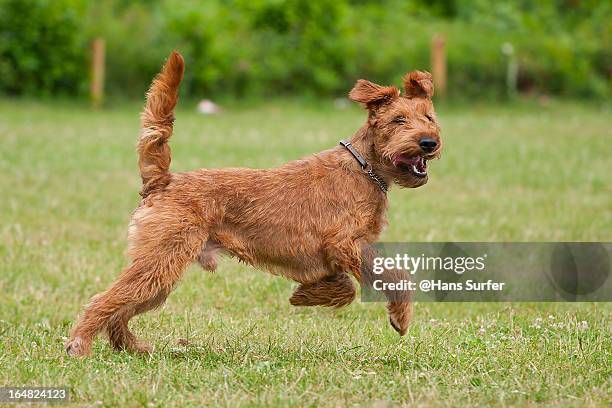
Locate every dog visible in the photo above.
<box><xmin>65</xmin><ymin>51</ymin><xmax>442</xmax><ymax>356</ymax></box>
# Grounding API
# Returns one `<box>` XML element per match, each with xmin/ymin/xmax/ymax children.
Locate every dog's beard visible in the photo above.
<box><xmin>394</xmin><ymin>173</ymin><xmax>428</xmax><ymax>188</ymax></box>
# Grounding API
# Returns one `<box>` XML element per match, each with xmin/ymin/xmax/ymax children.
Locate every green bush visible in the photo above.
<box><xmin>0</xmin><ymin>0</ymin><xmax>88</xmax><ymax>96</ymax></box>
<box><xmin>0</xmin><ymin>0</ymin><xmax>609</xmax><ymax>100</ymax></box>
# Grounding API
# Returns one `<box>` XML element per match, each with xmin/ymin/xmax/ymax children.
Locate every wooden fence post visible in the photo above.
<box><xmin>90</xmin><ymin>38</ymin><xmax>105</xmax><ymax>109</ymax></box>
<box><xmin>502</xmin><ymin>42</ymin><xmax>518</xmax><ymax>99</ymax></box>
<box><xmin>431</xmin><ymin>34</ymin><xmax>447</xmax><ymax>99</ymax></box>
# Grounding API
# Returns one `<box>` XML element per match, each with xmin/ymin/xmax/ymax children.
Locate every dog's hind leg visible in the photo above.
<box><xmin>65</xmin><ymin>258</ymin><xmax>185</xmax><ymax>356</ymax></box>
<box><xmin>105</xmin><ymin>289</ymin><xmax>169</xmax><ymax>353</ymax></box>
<box><xmin>289</xmin><ymin>272</ymin><xmax>356</xmax><ymax>308</ymax></box>
<box><xmin>65</xmin><ymin>226</ymin><xmax>205</xmax><ymax>356</ymax></box>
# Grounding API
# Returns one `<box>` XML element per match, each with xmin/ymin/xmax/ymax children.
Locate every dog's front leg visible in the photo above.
<box><xmin>360</xmin><ymin>243</ymin><xmax>412</xmax><ymax>336</ymax></box>
<box><xmin>289</xmin><ymin>272</ymin><xmax>356</xmax><ymax>308</ymax></box>
<box><xmin>321</xmin><ymin>238</ymin><xmax>412</xmax><ymax>335</ymax></box>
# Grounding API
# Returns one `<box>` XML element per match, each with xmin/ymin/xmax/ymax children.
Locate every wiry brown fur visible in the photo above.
<box><xmin>65</xmin><ymin>51</ymin><xmax>442</xmax><ymax>356</ymax></box>
<box><xmin>138</xmin><ymin>50</ymin><xmax>184</xmax><ymax>197</ymax></box>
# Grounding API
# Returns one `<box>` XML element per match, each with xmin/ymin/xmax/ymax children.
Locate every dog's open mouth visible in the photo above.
<box><xmin>393</xmin><ymin>154</ymin><xmax>428</xmax><ymax>178</ymax></box>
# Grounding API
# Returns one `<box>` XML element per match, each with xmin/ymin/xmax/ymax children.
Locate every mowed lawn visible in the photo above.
<box><xmin>0</xmin><ymin>98</ymin><xmax>610</xmax><ymax>407</ymax></box>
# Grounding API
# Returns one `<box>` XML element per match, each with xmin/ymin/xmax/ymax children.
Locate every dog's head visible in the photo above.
<box><xmin>349</xmin><ymin>71</ymin><xmax>442</xmax><ymax>188</ymax></box>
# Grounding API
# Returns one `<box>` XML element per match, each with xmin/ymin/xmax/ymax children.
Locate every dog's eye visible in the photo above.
<box><xmin>425</xmin><ymin>114</ymin><xmax>434</xmax><ymax>122</ymax></box>
<box><xmin>392</xmin><ymin>116</ymin><xmax>407</xmax><ymax>124</ymax></box>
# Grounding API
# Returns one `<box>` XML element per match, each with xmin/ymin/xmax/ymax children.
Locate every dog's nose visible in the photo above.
<box><xmin>419</xmin><ymin>137</ymin><xmax>438</xmax><ymax>153</ymax></box>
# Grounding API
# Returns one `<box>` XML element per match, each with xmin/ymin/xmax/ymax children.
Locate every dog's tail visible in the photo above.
<box><xmin>138</xmin><ymin>50</ymin><xmax>184</xmax><ymax>198</ymax></box>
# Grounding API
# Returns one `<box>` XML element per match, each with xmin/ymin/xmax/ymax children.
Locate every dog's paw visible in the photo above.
<box><xmin>387</xmin><ymin>301</ymin><xmax>412</xmax><ymax>336</ymax></box>
<box><xmin>389</xmin><ymin>317</ymin><xmax>407</xmax><ymax>336</ymax></box>
<box><xmin>65</xmin><ymin>336</ymin><xmax>91</xmax><ymax>357</ymax></box>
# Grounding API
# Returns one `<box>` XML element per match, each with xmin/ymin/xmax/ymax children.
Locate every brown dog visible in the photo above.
<box><xmin>65</xmin><ymin>51</ymin><xmax>442</xmax><ymax>356</ymax></box>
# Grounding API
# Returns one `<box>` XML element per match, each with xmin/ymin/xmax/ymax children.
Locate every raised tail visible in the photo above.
<box><xmin>138</xmin><ymin>50</ymin><xmax>184</xmax><ymax>198</ymax></box>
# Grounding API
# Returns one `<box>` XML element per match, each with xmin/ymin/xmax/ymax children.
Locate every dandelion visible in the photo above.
<box><xmin>531</xmin><ymin>317</ymin><xmax>543</xmax><ymax>329</ymax></box>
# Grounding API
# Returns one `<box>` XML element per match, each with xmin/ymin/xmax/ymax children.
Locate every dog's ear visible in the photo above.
<box><xmin>349</xmin><ymin>79</ymin><xmax>400</xmax><ymax>111</ymax></box>
<box><xmin>402</xmin><ymin>71</ymin><xmax>434</xmax><ymax>99</ymax></box>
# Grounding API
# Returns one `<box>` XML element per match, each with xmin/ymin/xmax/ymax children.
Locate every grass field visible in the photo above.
<box><xmin>0</xmin><ymin>98</ymin><xmax>610</xmax><ymax>407</ymax></box>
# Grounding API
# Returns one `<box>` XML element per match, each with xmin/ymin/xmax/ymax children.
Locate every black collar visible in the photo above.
<box><xmin>339</xmin><ymin>140</ymin><xmax>388</xmax><ymax>194</ymax></box>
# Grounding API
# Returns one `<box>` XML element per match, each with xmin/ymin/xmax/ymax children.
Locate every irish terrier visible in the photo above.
<box><xmin>65</xmin><ymin>51</ymin><xmax>442</xmax><ymax>356</ymax></box>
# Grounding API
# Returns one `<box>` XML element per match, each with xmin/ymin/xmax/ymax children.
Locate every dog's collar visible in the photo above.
<box><xmin>339</xmin><ymin>140</ymin><xmax>388</xmax><ymax>194</ymax></box>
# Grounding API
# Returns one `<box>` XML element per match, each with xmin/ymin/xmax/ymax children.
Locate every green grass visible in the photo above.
<box><xmin>0</xmin><ymin>98</ymin><xmax>610</xmax><ymax>407</ymax></box>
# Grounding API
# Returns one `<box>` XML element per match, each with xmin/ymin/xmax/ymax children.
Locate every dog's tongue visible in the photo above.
<box><xmin>394</xmin><ymin>155</ymin><xmax>427</xmax><ymax>172</ymax></box>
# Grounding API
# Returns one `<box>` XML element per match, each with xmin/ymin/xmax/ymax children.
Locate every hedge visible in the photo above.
<box><xmin>0</xmin><ymin>0</ymin><xmax>609</xmax><ymax>99</ymax></box>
